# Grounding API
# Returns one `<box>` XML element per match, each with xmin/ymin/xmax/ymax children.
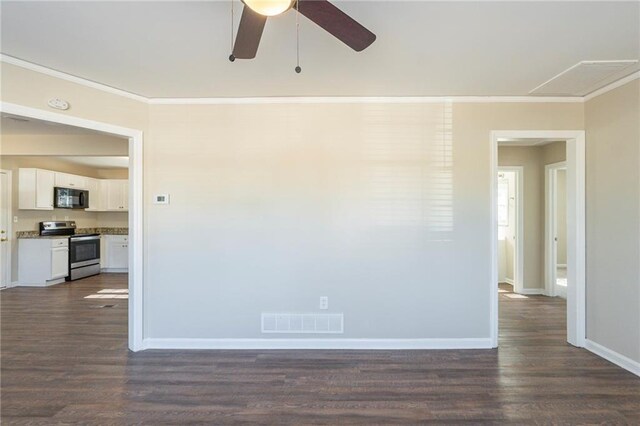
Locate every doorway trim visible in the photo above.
<box><xmin>0</xmin><ymin>101</ymin><xmax>144</xmax><ymax>352</ymax></box>
<box><xmin>0</xmin><ymin>169</ymin><xmax>13</xmax><ymax>288</ymax></box>
<box><xmin>490</xmin><ymin>130</ymin><xmax>585</xmax><ymax>348</ymax></box>
<box><xmin>545</xmin><ymin>161</ymin><xmax>567</xmax><ymax>297</ymax></box>
<box><xmin>497</xmin><ymin>166</ymin><xmax>524</xmax><ymax>294</ymax></box>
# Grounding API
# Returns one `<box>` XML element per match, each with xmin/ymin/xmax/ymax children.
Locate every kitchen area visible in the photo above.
<box><xmin>0</xmin><ymin>114</ymin><xmax>129</xmax><ymax>288</ymax></box>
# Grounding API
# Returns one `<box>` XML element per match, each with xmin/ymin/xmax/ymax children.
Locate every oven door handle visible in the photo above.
<box><xmin>71</xmin><ymin>236</ymin><xmax>100</xmax><ymax>242</ymax></box>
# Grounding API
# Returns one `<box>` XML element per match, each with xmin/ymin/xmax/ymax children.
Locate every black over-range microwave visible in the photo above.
<box><xmin>54</xmin><ymin>187</ymin><xmax>89</xmax><ymax>209</ymax></box>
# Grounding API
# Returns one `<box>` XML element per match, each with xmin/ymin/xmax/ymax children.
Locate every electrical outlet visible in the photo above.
<box><xmin>13</xmin><ymin>216</ymin><xmax>18</xmax><ymax>223</ymax></box>
<box><xmin>319</xmin><ymin>296</ymin><xmax>329</xmax><ymax>310</ymax></box>
<box><xmin>64</xmin><ymin>216</ymin><xmax>69</xmax><ymax>220</ymax></box>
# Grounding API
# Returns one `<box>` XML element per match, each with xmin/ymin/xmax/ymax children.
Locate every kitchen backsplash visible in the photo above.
<box><xmin>16</xmin><ymin>227</ymin><xmax>129</xmax><ymax>238</ymax></box>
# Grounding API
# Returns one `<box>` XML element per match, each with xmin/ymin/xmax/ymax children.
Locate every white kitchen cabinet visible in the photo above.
<box><xmin>18</xmin><ymin>238</ymin><xmax>69</xmax><ymax>286</ymax></box>
<box><xmin>18</xmin><ymin>168</ymin><xmax>55</xmax><ymax>210</ymax></box>
<box><xmin>105</xmin><ymin>180</ymin><xmax>128</xmax><ymax>211</ymax></box>
<box><xmin>18</xmin><ymin>168</ymin><xmax>128</xmax><ymax>212</ymax></box>
<box><xmin>102</xmin><ymin>235</ymin><xmax>128</xmax><ymax>272</ymax></box>
<box><xmin>84</xmin><ymin>178</ymin><xmax>103</xmax><ymax>211</ymax></box>
<box><xmin>54</xmin><ymin>172</ymin><xmax>87</xmax><ymax>189</ymax></box>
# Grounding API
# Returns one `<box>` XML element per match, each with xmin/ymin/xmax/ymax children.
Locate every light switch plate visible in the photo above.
<box><xmin>153</xmin><ymin>194</ymin><xmax>170</xmax><ymax>205</ymax></box>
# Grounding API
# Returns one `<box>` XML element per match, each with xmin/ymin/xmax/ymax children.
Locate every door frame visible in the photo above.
<box><xmin>545</xmin><ymin>161</ymin><xmax>567</xmax><ymax>297</ymax></box>
<box><xmin>0</xmin><ymin>169</ymin><xmax>13</xmax><ymax>288</ymax></box>
<box><xmin>497</xmin><ymin>166</ymin><xmax>524</xmax><ymax>294</ymax></box>
<box><xmin>490</xmin><ymin>130</ymin><xmax>585</xmax><ymax>348</ymax></box>
<box><xmin>0</xmin><ymin>101</ymin><xmax>145</xmax><ymax>352</ymax></box>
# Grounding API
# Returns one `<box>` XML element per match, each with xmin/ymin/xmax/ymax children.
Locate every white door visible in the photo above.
<box><xmin>1</xmin><ymin>171</ymin><xmax>11</xmax><ymax>287</ymax></box>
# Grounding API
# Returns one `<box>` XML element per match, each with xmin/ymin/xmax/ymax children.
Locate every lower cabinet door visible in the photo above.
<box><xmin>50</xmin><ymin>248</ymin><xmax>69</xmax><ymax>279</ymax></box>
<box><xmin>107</xmin><ymin>241</ymin><xmax>129</xmax><ymax>269</ymax></box>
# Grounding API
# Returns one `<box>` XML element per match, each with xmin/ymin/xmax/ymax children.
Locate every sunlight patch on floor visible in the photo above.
<box><xmin>504</xmin><ymin>294</ymin><xmax>529</xmax><ymax>299</ymax></box>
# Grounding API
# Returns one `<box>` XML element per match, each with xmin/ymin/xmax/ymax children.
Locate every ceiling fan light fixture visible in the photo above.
<box><xmin>243</xmin><ymin>0</ymin><xmax>294</xmax><ymax>16</ymax></box>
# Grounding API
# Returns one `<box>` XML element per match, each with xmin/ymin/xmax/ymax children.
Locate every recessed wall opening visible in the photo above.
<box><xmin>0</xmin><ymin>104</ymin><xmax>143</xmax><ymax>351</ymax></box>
<box><xmin>491</xmin><ymin>131</ymin><xmax>585</xmax><ymax>348</ymax></box>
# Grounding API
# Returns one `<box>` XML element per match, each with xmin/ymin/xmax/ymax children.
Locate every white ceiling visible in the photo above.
<box><xmin>1</xmin><ymin>1</ymin><xmax>639</xmax><ymax>98</ymax></box>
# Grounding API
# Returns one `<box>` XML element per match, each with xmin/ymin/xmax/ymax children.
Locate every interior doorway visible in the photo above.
<box><xmin>0</xmin><ymin>101</ymin><xmax>143</xmax><ymax>351</ymax></box>
<box><xmin>490</xmin><ymin>130</ymin><xmax>585</xmax><ymax>348</ymax></box>
<box><xmin>546</xmin><ymin>162</ymin><xmax>568</xmax><ymax>298</ymax></box>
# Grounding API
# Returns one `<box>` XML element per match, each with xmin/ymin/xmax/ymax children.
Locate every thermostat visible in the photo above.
<box><xmin>153</xmin><ymin>194</ymin><xmax>170</xmax><ymax>205</ymax></box>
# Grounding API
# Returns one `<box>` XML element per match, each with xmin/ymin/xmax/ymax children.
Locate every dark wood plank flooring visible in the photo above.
<box><xmin>2</xmin><ymin>276</ymin><xmax>639</xmax><ymax>424</ymax></box>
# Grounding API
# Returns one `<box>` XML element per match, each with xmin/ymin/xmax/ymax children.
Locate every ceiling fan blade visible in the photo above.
<box><xmin>296</xmin><ymin>0</ymin><xmax>376</xmax><ymax>52</ymax></box>
<box><xmin>232</xmin><ymin>5</ymin><xmax>268</xmax><ymax>59</ymax></box>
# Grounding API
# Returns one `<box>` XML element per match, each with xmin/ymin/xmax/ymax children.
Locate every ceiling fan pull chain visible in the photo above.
<box><xmin>229</xmin><ymin>0</ymin><xmax>236</xmax><ymax>62</ymax></box>
<box><xmin>295</xmin><ymin>0</ymin><xmax>301</xmax><ymax>73</ymax></box>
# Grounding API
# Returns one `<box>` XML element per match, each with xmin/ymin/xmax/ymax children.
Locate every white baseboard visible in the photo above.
<box><xmin>101</xmin><ymin>268</ymin><xmax>128</xmax><ymax>273</ymax></box>
<box><xmin>16</xmin><ymin>278</ymin><xmax>66</xmax><ymax>287</ymax></box>
<box><xmin>585</xmin><ymin>339</ymin><xmax>640</xmax><ymax>377</ymax></box>
<box><xmin>519</xmin><ymin>288</ymin><xmax>546</xmax><ymax>295</ymax></box>
<box><xmin>143</xmin><ymin>337</ymin><xmax>494</xmax><ymax>350</ymax></box>
<box><xmin>504</xmin><ymin>278</ymin><xmax>514</xmax><ymax>285</ymax></box>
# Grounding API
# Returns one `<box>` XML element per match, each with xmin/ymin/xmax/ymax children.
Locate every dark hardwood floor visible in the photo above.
<box><xmin>2</xmin><ymin>276</ymin><xmax>639</xmax><ymax>424</ymax></box>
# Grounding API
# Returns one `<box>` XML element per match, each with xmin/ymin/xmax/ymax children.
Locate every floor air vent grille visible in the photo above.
<box><xmin>261</xmin><ymin>313</ymin><xmax>344</xmax><ymax>334</ymax></box>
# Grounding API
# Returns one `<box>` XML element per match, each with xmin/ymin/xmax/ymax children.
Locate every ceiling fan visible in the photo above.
<box><xmin>230</xmin><ymin>0</ymin><xmax>376</xmax><ymax>61</ymax></box>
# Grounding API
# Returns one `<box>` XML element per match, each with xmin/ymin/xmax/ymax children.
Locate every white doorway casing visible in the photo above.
<box><xmin>497</xmin><ymin>167</ymin><xmax>524</xmax><ymax>294</ymax></box>
<box><xmin>0</xmin><ymin>169</ymin><xmax>12</xmax><ymax>288</ymax></box>
<box><xmin>490</xmin><ymin>130</ymin><xmax>586</xmax><ymax>348</ymax></box>
<box><xmin>0</xmin><ymin>101</ymin><xmax>144</xmax><ymax>352</ymax></box>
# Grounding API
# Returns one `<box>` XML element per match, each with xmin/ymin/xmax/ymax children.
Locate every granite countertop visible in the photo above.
<box><xmin>16</xmin><ymin>227</ymin><xmax>129</xmax><ymax>239</ymax></box>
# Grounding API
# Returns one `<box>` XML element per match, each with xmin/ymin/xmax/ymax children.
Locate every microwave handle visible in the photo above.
<box><xmin>79</xmin><ymin>191</ymin><xmax>85</xmax><ymax>207</ymax></box>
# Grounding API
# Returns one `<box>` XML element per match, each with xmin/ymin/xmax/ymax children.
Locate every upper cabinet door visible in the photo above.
<box><xmin>35</xmin><ymin>169</ymin><xmax>55</xmax><ymax>209</ymax></box>
<box><xmin>85</xmin><ymin>178</ymin><xmax>101</xmax><ymax>210</ymax></box>
<box><xmin>54</xmin><ymin>172</ymin><xmax>87</xmax><ymax>189</ymax></box>
<box><xmin>19</xmin><ymin>168</ymin><xmax>54</xmax><ymax>210</ymax></box>
<box><xmin>105</xmin><ymin>179</ymin><xmax>128</xmax><ymax>211</ymax></box>
<box><xmin>120</xmin><ymin>180</ymin><xmax>129</xmax><ymax>211</ymax></box>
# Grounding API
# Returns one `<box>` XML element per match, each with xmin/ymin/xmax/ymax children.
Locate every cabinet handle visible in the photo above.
<box><xmin>1</xmin><ymin>238</ymin><xmax>7</xmax><ymax>242</ymax></box>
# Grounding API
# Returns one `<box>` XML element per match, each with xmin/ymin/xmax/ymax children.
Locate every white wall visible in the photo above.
<box><xmin>1</xmin><ymin>134</ymin><xmax>128</xmax><ymax>156</ymax></box>
<box><xmin>585</xmin><ymin>79</ymin><xmax>640</xmax><ymax>363</ymax></box>
<box><xmin>145</xmin><ymin>102</ymin><xmax>582</xmax><ymax>340</ymax></box>
<box><xmin>1</xmin><ymin>62</ymin><xmax>586</xmax><ymax>345</ymax></box>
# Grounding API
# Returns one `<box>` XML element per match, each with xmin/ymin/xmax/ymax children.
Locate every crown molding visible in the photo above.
<box><xmin>583</xmin><ymin>71</ymin><xmax>640</xmax><ymax>101</ymax></box>
<box><xmin>0</xmin><ymin>54</ymin><xmax>148</xmax><ymax>103</ymax></box>
<box><xmin>148</xmin><ymin>95</ymin><xmax>584</xmax><ymax>105</ymax></box>
<box><xmin>2</xmin><ymin>54</ymin><xmax>588</xmax><ymax>105</ymax></box>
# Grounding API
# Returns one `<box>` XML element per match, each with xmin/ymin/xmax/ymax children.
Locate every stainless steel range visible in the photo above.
<box><xmin>40</xmin><ymin>221</ymin><xmax>101</xmax><ymax>281</ymax></box>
